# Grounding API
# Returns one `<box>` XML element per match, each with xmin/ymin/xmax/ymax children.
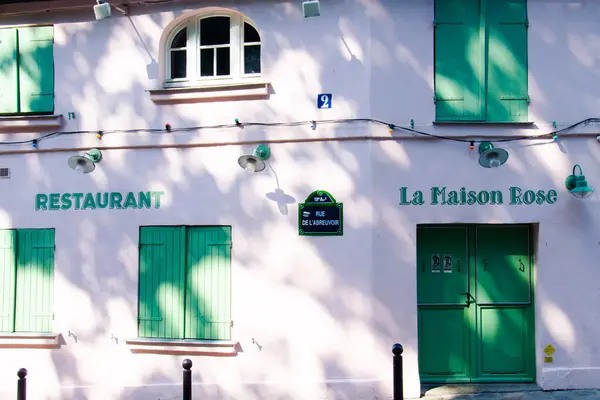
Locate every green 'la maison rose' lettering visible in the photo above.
<box><xmin>35</xmin><ymin>191</ymin><xmax>165</xmax><ymax>211</ymax></box>
<box><xmin>399</xmin><ymin>186</ymin><xmax>558</xmax><ymax>206</ymax></box>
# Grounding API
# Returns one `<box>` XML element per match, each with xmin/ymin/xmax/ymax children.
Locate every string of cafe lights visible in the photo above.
<box><xmin>6</xmin><ymin>116</ymin><xmax>600</xmax><ymax>150</ymax></box>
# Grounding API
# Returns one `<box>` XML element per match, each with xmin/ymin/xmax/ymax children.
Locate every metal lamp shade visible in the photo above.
<box><xmin>570</xmin><ymin>176</ymin><xmax>595</xmax><ymax>198</ymax></box>
<box><xmin>565</xmin><ymin>164</ymin><xmax>595</xmax><ymax>199</ymax></box>
<box><xmin>479</xmin><ymin>148</ymin><xmax>509</xmax><ymax>168</ymax></box>
<box><xmin>238</xmin><ymin>154</ymin><xmax>265</xmax><ymax>173</ymax></box>
<box><xmin>68</xmin><ymin>155</ymin><xmax>96</xmax><ymax>174</ymax></box>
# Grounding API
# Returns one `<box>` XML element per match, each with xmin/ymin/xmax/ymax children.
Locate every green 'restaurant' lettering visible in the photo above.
<box><xmin>35</xmin><ymin>191</ymin><xmax>164</xmax><ymax>211</ymax></box>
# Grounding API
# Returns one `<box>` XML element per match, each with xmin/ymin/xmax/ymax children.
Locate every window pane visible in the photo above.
<box><xmin>244</xmin><ymin>22</ymin><xmax>260</xmax><ymax>43</ymax></box>
<box><xmin>200</xmin><ymin>17</ymin><xmax>230</xmax><ymax>46</ymax></box>
<box><xmin>200</xmin><ymin>48</ymin><xmax>214</xmax><ymax>76</ymax></box>
<box><xmin>216</xmin><ymin>47</ymin><xmax>230</xmax><ymax>76</ymax></box>
<box><xmin>244</xmin><ymin>45</ymin><xmax>261</xmax><ymax>74</ymax></box>
<box><xmin>170</xmin><ymin>50</ymin><xmax>186</xmax><ymax>79</ymax></box>
<box><xmin>171</xmin><ymin>27</ymin><xmax>187</xmax><ymax>49</ymax></box>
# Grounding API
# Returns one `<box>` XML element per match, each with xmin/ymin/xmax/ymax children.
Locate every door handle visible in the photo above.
<box><xmin>518</xmin><ymin>258</ymin><xmax>525</xmax><ymax>272</ymax></box>
<box><xmin>483</xmin><ymin>260</ymin><xmax>488</xmax><ymax>271</ymax></box>
<box><xmin>457</xmin><ymin>259</ymin><xmax>460</xmax><ymax>272</ymax></box>
<box><xmin>460</xmin><ymin>292</ymin><xmax>475</xmax><ymax>306</ymax></box>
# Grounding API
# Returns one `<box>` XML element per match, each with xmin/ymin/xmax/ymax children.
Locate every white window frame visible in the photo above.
<box><xmin>164</xmin><ymin>12</ymin><xmax>261</xmax><ymax>89</ymax></box>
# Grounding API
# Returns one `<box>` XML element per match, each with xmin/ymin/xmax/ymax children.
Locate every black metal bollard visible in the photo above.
<box><xmin>182</xmin><ymin>359</ymin><xmax>192</xmax><ymax>400</ymax></box>
<box><xmin>392</xmin><ymin>343</ymin><xmax>403</xmax><ymax>400</ymax></box>
<box><xmin>17</xmin><ymin>368</ymin><xmax>27</xmax><ymax>400</ymax></box>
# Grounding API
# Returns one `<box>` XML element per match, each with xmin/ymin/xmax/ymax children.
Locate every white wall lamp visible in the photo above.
<box><xmin>238</xmin><ymin>144</ymin><xmax>270</xmax><ymax>173</ymax></box>
<box><xmin>68</xmin><ymin>149</ymin><xmax>102</xmax><ymax>174</ymax></box>
<box><xmin>94</xmin><ymin>0</ymin><xmax>128</xmax><ymax>21</ymax></box>
<box><xmin>302</xmin><ymin>0</ymin><xmax>321</xmax><ymax>18</ymax></box>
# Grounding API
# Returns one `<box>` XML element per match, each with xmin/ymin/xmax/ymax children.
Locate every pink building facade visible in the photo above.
<box><xmin>0</xmin><ymin>0</ymin><xmax>599</xmax><ymax>398</ymax></box>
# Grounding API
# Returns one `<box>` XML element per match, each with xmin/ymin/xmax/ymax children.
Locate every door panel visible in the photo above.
<box><xmin>417</xmin><ymin>226</ymin><xmax>469</xmax><ymax>305</ymax></box>
<box><xmin>419</xmin><ymin>307</ymin><xmax>470</xmax><ymax>380</ymax></box>
<box><xmin>417</xmin><ymin>226</ymin><xmax>471</xmax><ymax>382</ymax></box>
<box><xmin>476</xmin><ymin>225</ymin><xmax>530</xmax><ymax>304</ymax></box>
<box><xmin>478</xmin><ymin>306</ymin><xmax>530</xmax><ymax>377</ymax></box>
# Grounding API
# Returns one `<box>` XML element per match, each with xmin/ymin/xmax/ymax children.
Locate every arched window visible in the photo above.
<box><xmin>164</xmin><ymin>11</ymin><xmax>261</xmax><ymax>87</ymax></box>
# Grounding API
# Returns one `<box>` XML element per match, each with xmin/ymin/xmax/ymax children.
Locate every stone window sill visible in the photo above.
<box><xmin>0</xmin><ymin>114</ymin><xmax>63</xmax><ymax>131</ymax></box>
<box><xmin>0</xmin><ymin>333</ymin><xmax>60</xmax><ymax>349</ymax></box>
<box><xmin>125</xmin><ymin>337</ymin><xmax>239</xmax><ymax>356</ymax></box>
<box><xmin>147</xmin><ymin>81</ymin><xmax>270</xmax><ymax>104</ymax></box>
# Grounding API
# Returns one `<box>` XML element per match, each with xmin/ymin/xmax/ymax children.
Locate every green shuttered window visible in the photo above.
<box><xmin>138</xmin><ymin>226</ymin><xmax>232</xmax><ymax>341</ymax></box>
<box><xmin>0</xmin><ymin>25</ymin><xmax>54</xmax><ymax>115</ymax></box>
<box><xmin>434</xmin><ymin>0</ymin><xmax>528</xmax><ymax>122</ymax></box>
<box><xmin>0</xmin><ymin>229</ymin><xmax>55</xmax><ymax>333</ymax></box>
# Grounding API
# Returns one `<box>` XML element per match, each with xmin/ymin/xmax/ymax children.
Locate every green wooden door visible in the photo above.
<box><xmin>474</xmin><ymin>225</ymin><xmax>535</xmax><ymax>382</ymax></box>
<box><xmin>417</xmin><ymin>226</ymin><xmax>472</xmax><ymax>382</ymax></box>
<box><xmin>417</xmin><ymin>224</ymin><xmax>535</xmax><ymax>383</ymax></box>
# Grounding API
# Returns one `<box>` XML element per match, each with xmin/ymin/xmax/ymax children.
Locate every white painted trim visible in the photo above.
<box><xmin>147</xmin><ymin>81</ymin><xmax>270</xmax><ymax>103</ymax></box>
<box><xmin>0</xmin><ymin>114</ymin><xmax>62</xmax><ymax>131</ymax></box>
<box><xmin>124</xmin><ymin>337</ymin><xmax>239</xmax><ymax>356</ymax></box>
<box><xmin>159</xmin><ymin>7</ymin><xmax>262</xmax><ymax>87</ymax></box>
<box><xmin>0</xmin><ymin>332</ymin><xmax>60</xmax><ymax>349</ymax></box>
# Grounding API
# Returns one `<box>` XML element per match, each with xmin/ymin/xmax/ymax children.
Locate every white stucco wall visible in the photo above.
<box><xmin>0</xmin><ymin>0</ymin><xmax>599</xmax><ymax>398</ymax></box>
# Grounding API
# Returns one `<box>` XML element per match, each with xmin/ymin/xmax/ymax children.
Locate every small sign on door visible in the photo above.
<box><xmin>431</xmin><ymin>254</ymin><xmax>441</xmax><ymax>273</ymax></box>
<box><xmin>443</xmin><ymin>255</ymin><xmax>452</xmax><ymax>273</ymax></box>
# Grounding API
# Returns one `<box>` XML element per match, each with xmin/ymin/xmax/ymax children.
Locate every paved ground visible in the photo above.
<box><xmin>422</xmin><ymin>390</ymin><xmax>600</xmax><ymax>399</ymax></box>
<box><xmin>420</xmin><ymin>384</ymin><xmax>600</xmax><ymax>399</ymax></box>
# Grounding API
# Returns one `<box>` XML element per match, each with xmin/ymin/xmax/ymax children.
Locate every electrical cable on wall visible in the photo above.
<box><xmin>4</xmin><ymin>117</ymin><xmax>600</xmax><ymax>149</ymax></box>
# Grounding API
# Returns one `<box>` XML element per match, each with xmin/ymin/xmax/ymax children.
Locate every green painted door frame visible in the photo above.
<box><xmin>417</xmin><ymin>224</ymin><xmax>535</xmax><ymax>383</ymax></box>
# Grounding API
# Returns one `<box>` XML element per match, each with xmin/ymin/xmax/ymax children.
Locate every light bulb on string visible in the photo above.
<box><xmin>96</xmin><ymin>131</ymin><xmax>103</xmax><ymax>140</ymax></box>
<box><xmin>469</xmin><ymin>141</ymin><xmax>475</xmax><ymax>151</ymax></box>
<box><xmin>388</xmin><ymin>124</ymin><xmax>394</xmax><ymax>134</ymax></box>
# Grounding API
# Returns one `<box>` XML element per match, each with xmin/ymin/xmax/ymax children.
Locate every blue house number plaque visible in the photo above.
<box><xmin>317</xmin><ymin>94</ymin><xmax>332</xmax><ymax>109</ymax></box>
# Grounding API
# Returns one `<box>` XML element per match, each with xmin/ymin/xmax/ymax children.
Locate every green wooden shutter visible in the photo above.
<box><xmin>485</xmin><ymin>0</ymin><xmax>528</xmax><ymax>122</ymax></box>
<box><xmin>0</xmin><ymin>29</ymin><xmax>19</xmax><ymax>114</ymax></box>
<box><xmin>434</xmin><ymin>0</ymin><xmax>483</xmax><ymax>121</ymax></box>
<box><xmin>17</xmin><ymin>26</ymin><xmax>54</xmax><ymax>114</ymax></box>
<box><xmin>14</xmin><ymin>229</ymin><xmax>55</xmax><ymax>333</ymax></box>
<box><xmin>0</xmin><ymin>230</ymin><xmax>16</xmax><ymax>332</ymax></box>
<box><xmin>138</xmin><ymin>226</ymin><xmax>186</xmax><ymax>339</ymax></box>
<box><xmin>185</xmin><ymin>226</ymin><xmax>231</xmax><ymax>340</ymax></box>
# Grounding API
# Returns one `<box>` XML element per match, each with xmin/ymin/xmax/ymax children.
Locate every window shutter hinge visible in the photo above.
<box><xmin>432</xmin><ymin>20</ymin><xmax>436</xmax><ymax>27</ymax></box>
<box><xmin>525</xmin><ymin>18</ymin><xmax>529</xmax><ymax>28</ymax></box>
<box><xmin>527</xmin><ymin>95</ymin><xmax>531</xmax><ymax>104</ymax></box>
<box><xmin>230</xmin><ymin>320</ymin><xmax>233</xmax><ymax>328</ymax></box>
